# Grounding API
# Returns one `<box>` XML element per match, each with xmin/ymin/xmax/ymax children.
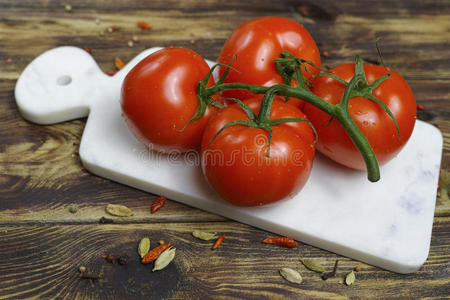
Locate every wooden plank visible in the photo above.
<box><xmin>0</xmin><ymin>217</ymin><xmax>449</xmax><ymax>299</ymax></box>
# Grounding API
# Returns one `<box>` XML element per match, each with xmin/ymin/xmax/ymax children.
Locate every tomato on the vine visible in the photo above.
<box><xmin>303</xmin><ymin>63</ymin><xmax>416</xmax><ymax>170</ymax></box>
<box><xmin>217</xmin><ymin>16</ymin><xmax>321</xmax><ymax>101</ymax></box>
<box><xmin>121</xmin><ymin>47</ymin><xmax>218</xmax><ymax>153</ymax></box>
<box><xmin>201</xmin><ymin>97</ymin><xmax>316</xmax><ymax>206</ymax></box>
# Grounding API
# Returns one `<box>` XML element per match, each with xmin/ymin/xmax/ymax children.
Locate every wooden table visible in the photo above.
<box><xmin>1</xmin><ymin>0</ymin><xmax>449</xmax><ymax>298</ymax></box>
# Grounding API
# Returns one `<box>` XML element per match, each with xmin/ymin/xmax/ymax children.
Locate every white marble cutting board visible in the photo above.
<box><xmin>15</xmin><ymin>46</ymin><xmax>443</xmax><ymax>273</ymax></box>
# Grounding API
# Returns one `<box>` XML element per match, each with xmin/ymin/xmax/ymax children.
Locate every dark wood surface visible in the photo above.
<box><xmin>1</xmin><ymin>0</ymin><xmax>449</xmax><ymax>298</ymax></box>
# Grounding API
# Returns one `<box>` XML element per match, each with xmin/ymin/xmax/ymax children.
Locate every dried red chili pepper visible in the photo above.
<box><xmin>137</xmin><ymin>21</ymin><xmax>152</xmax><ymax>30</ymax></box>
<box><xmin>84</xmin><ymin>46</ymin><xmax>92</xmax><ymax>53</ymax></box>
<box><xmin>141</xmin><ymin>242</ymin><xmax>171</xmax><ymax>264</ymax></box>
<box><xmin>114</xmin><ymin>56</ymin><xmax>126</xmax><ymax>70</ymax></box>
<box><xmin>417</xmin><ymin>104</ymin><xmax>425</xmax><ymax>111</ymax></box>
<box><xmin>262</xmin><ymin>236</ymin><xmax>298</xmax><ymax>248</ymax></box>
<box><xmin>151</xmin><ymin>196</ymin><xmax>166</xmax><ymax>213</ymax></box>
<box><xmin>211</xmin><ymin>234</ymin><xmax>225</xmax><ymax>250</ymax></box>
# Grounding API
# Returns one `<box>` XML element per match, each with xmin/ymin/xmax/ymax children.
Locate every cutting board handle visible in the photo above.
<box><xmin>14</xmin><ymin>46</ymin><xmax>164</xmax><ymax>125</ymax></box>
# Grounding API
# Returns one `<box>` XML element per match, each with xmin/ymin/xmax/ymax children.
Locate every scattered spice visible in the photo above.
<box><xmin>118</xmin><ymin>255</ymin><xmax>128</xmax><ymax>265</ymax></box>
<box><xmin>322</xmin><ymin>51</ymin><xmax>330</xmax><ymax>58</ymax></box>
<box><xmin>79</xmin><ymin>271</ymin><xmax>100</xmax><ymax>279</ymax></box>
<box><xmin>84</xmin><ymin>46</ymin><xmax>92</xmax><ymax>53</ymax></box>
<box><xmin>137</xmin><ymin>21</ymin><xmax>152</xmax><ymax>30</ymax></box>
<box><xmin>99</xmin><ymin>30</ymin><xmax>105</xmax><ymax>36</ymax></box>
<box><xmin>321</xmin><ymin>260</ymin><xmax>339</xmax><ymax>280</ymax></box>
<box><xmin>105</xmin><ymin>203</ymin><xmax>133</xmax><ymax>217</ymax></box>
<box><xmin>107</xmin><ymin>71</ymin><xmax>116</xmax><ymax>76</ymax></box>
<box><xmin>102</xmin><ymin>253</ymin><xmax>128</xmax><ymax>265</ymax></box>
<box><xmin>79</xmin><ymin>266</ymin><xmax>86</xmax><ymax>273</ymax></box>
<box><xmin>68</xmin><ymin>205</ymin><xmax>78</xmax><ymax>214</ymax></box>
<box><xmin>138</xmin><ymin>238</ymin><xmax>151</xmax><ymax>258</ymax></box>
<box><xmin>65</xmin><ymin>4</ymin><xmax>72</xmax><ymax>13</ymax></box>
<box><xmin>153</xmin><ymin>247</ymin><xmax>176</xmax><ymax>272</ymax></box>
<box><xmin>417</xmin><ymin>104</ymin><xmax>425</xmax><ymax>111</ymax></box>
<box><xmin>262</xmin><ymin>237</ymin><xmax>298</xmax><ymax>248</ymax></box>
<box><xmin>132</xmin><ymin>35</ymin><xmax>139</xmax><ymax>42</ymax></box>
<box><xmin>354</xmin><ymin>265</ymin><xmax>363</xmax><ymax>272</ymax></box>
<box><xmin>158</xmin><ymin>240</ymin><xmax>165</xmax><ymax>245</ymax></box>
<box><xmin>128</xmin><ymin>40</ymin><xmax>134</xmax><ymax>47</ymax></box>
<box><xmin>95</xmin><ymin>18</ymin><xmax>100</xmax><ymax>25</ymax></box>
<box><xmin>300</xmin><ymin>258</ymin><xmax>325</xmax><ymax>273</ymax></box>
<box><xmin>345</xmin><ymin>271</ymin><xmax>356</xmax><ymax>285</ymax></box>
<box><xmin>192</xmin><ymin>230</ymin><xmax>218</xmax><ymax>241</ymax></box>
<box><xmin>114</xmin><ymin>56</ymin><xmax>126</xmax><ymax>70</ymax></box>
<box><xmin>142</xmin><ymin>242</ymin><xmax>171</xmax><ymax>264</ymax></box>
<box><xmin>6</xmin><ymin>58</ymin><xmax>12</xmax><ymax>63</ymax></box>
<box><xmin>99</xmin><ymin>216</ymin><xmax>114</xmax><ymax>224</ymax></box>
<box><xmin>151</xmin><ymin>196</ymin><xmax>166</xmax><ymax>213</ymax></box>
<box><xmin>190</xmin><ymin>39</ymin><xmax>196</xmax><ymax>44</ymax></box>
<box><xmin>211</xmin><ymin>234</ymin><xmax>225</xmax><ymax>250</ymax></box>
<box><xmin>279</xmin><ymin>268</ymin><xmax>302</xmax><ymax>284</ymax></box>
<box><xmin>111</xmin><ymin>25</ymin><xmax>118</xmax><ymax>32</ymax></box>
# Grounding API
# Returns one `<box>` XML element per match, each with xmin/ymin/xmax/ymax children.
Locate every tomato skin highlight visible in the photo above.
<box><xmin>201</xmin><ymin>97</ymin><xmax>315</xmax><ymax>206</ymax></box>
<box><xmin>217</xmin><ymin>16</ymin><xmax>321</xmax><ymax>101</ymax></box>
<box><xmin>121</xmin><ymin>47</ymin><xmax>218</xmax><ymax>153</ymax></box>
<box><xmin>304</xmin><ymin>63</ymin><xmax>417</xmax><ymax>170</ymax></box>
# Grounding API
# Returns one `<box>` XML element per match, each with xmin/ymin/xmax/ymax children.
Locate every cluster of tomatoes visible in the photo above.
<box><xmin>121</xmin><ymin>17</ymin><xmax>416</xmax><ymax>206</ymax></box>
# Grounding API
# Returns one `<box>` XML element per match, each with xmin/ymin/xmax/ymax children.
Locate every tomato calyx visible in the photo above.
<box><xmin>317</xmin><ymin>55</ymin><xmax>400</xmax><ymax>138</ymax></box>
<box><xmin>179</xmin><ymin>64</ymin><xmax>227</xmax><ymax>133</ymax></box>
<box><xmin>209</xmin><ymin>88</ymin><xmax>316</xmax><ymax>157</ymax></box>
<box><xmin>274</xmin><ymin>50</ymin><xmax>320</xmax><ymax>90</ymax></box>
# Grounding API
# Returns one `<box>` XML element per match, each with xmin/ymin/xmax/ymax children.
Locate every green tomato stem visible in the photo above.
<box><xmin>206</xmin><ymin>82</ymin><xmax>380</xmax><ymax>182</ymax></box>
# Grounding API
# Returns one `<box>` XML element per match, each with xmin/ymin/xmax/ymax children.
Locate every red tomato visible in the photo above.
<box><xmin>217</xmin><ymin>16</ymin><xmax>321</xmax><ymax>101</ymax></box>
<box><xmin>303</xmin><ymin>63</ymin><xmax>417</xmax><ymax>170</ymax></box>
<box><xmin>121</xmin><ymin>47</ymin><xmax>218</xmax><ymax>153</ymax></box>
<box><xmin>201</xmin><ymin>97</ymin><xmax>315</xmax><ymax>206</ymax></box>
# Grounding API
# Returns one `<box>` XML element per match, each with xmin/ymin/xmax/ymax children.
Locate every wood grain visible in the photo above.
<box><xmin>0</xmin><ymin>0</ymin><xmax>449</xmax><ymax>298</ymax></box>
<box><xmin>0</xmin><ymin>219</ymin><xmax>449</xmax><ymax>299</ymax></box>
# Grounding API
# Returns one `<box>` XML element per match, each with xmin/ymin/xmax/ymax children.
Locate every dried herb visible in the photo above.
<box><xmin>211</xmin><ymin>234</ymin><xmax>225</xmax><ymax>250</ymax></box>
<box><xmin>114</xmin><ymin>57</ymin><xmax>126</xmax><ymax>70</ymax></box>
<box><xmin>99</xmin><ymin>216</ymin><xmax>114</xmax><ymax>224</ymax></box>
<box><xmin>102</xmin><ymin>253</ymin><xmax>128</xmax><ymax>265</ymax></box>
<box><xmin>262</xmin><ymin>237</ymin><xmax>298</xmax><ymax>248</ymax></box>
<box><xmin>138</xmin><ymin>238</ymin><xmax>150</xmax><ymax>258</ymax></box>
<box><xmin>345</xmin><ymin>271</ymin><xmax>356</xmax><ymax>285</ymax></box>
<box><xmin>300</xmin><ymin>258</ymin><xmax>325</xmax><ymax>273</ymax></box>
<box><xmin>321</xmin><ymin>260</ymin><xmax>339</xmax><ymax>280</ymax></box>
<box><xmin>279</xmin><ymin>268</ymin><xmax>302</xmax><ymax>284</ymax></box>
<box><xmin>68</xmin><ymin>205</ymin><xmax>78</xmax><ymax>214</ymax></box>
<box><xmin>153</xmin><ymin>247</ymin><xmax>176</xmax><ymax>272</ymax></box>
<box><xmin>151</xmin><ymin>196</ymin><xmax>166</xmax><ymax>213</ymax></box>
<box><xmin>142</xmin><ymin>242</ymin><xmax>171</xmax><ymax>264</ymax></box>
<box><xmin>192</xmin><ymin>230</ymin><xmax>218</xmax><ymax>241</ymax></box>
<box><xmin>105</xmin><ymin>204</ymin><xmax>133</xmax><ymax>217</ymax></box>
<box><xmin>137</xmin><ymin>21</ymin><xmax>152</xmax><ymax>30</ymax></box>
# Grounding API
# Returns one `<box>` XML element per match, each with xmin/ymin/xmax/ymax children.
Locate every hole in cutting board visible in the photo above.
<box><xmin>56</xmin><ymin>75</ymin><xmax>72</xmax><ymax>86</ymax></box>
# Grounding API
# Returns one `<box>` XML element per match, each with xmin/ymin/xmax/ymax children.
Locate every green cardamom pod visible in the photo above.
<box><xmin>153</xmin><ymin>247</ymin><xmax>176</xmax><ymax>272</ymax></box>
